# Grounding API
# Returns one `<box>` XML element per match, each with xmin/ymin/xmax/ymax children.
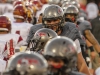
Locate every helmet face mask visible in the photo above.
<box><xmin>46</xmin><ymin>57</ymin><xmax>65</xmax><ymax>75</ymax></box>
<box><xmin>64</xmin><ymin>13</ymin><xmax>77</xmax><ymax>22</ymax></box>
<box><xmin>42</xmin><ymin>5</ymin><xmax>65</xmax><ymax>33</ymax></box>
<box><xmin>44</xmin><ymin>18</ymin><xmax>62</xmax><ymax>32</ymax></box>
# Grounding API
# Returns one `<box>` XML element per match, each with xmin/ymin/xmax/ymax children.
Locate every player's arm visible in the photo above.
<box><xmin>75</xmin><ymin>39</ymin><xmax>91</xmax><ymax>75</ymax></box>
<box><xmin>85</xmin><ymin>30</ymin><xmax>100</xmax><ymax>53</ymax></box>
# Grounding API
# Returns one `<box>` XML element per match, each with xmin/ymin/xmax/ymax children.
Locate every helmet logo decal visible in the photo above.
<box><xmin>58</xmin><ymin>9</ymin><xmax>62</xmax><ymax>14</ymax></box>
<box><xmin>38</xmin><ymin>32</ymin><xmax>46</xmax><ymax>36</ymax></box>
<box><xmin>68</xmin><ymin>45</ymin><xmax>75</xmax><ymax>52</ymax></box>
<box><xmin>18</xmin><ymin>58</ymin><xmax>39</xmax><ymax>65</ymax></box>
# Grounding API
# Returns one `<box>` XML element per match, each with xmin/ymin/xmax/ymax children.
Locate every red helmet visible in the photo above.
<box><xmin>13</xmin><ymin>4</ymin><xmax>27</xmax><ymax>20</ymax></box>
<box><xmin>0</xmin><ymin>15</ymin><xmax>11</xmax><ymax>33</ymax></box>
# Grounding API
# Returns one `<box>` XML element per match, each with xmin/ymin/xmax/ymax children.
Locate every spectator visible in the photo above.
<box><xmin>86</xmin><ymin>0</ymin><xmax>98</xmax><ymax>20</ymax></box>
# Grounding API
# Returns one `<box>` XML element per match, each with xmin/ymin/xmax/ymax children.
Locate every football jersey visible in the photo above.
<box><xmin>0</xmin><ymin>40</ymin><xmax>7</xmax><ymax>72</ymax></box>
<box><xmin>0</xmin><ymin>40</ymin><xmax>6</xmax><ymax>59</ymax></box>
<box><xmin>0</xmin><ymin>33</ymin><xmax>23</xmax><ymax>49</ymax></box>
<box><xmin>11</xmin><ymin>22</ymin><xmax>33</xmax><ymax>42</ymax></box>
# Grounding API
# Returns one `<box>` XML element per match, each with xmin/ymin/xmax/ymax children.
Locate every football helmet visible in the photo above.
<box><xmin>0</xmin><ymin>15</ymin><xmax>11</xmax><ymax>33</ymax></box>
<box><xmin>42</xmin><ymin>5</ymin><xmax>65</xmax><ymax>32</ymax></box>
<box><xmin>64</xmin><ymin>5</ymin><xmax>79</xmax><ymax>16</ymax></box>
<box><xmin>62</xmin><ymin>1</ymin><xmax>71</xmax><ymax>11</ymax></box>
<box><xmin>64</xmin><ymin>5</ymin><xmax>79</xmax><ymax>22</ymax></box>
<box><xmin>43</xmin><ymin>36</ymin><xmax>77</xmax><ymax>73</ymax></box>
<box><xmin>28</xmin><ymin>28</ymin><xmax>57</xmax><ymax>52</ymax></box>
<box><xmin>3</xmin><ymin>52</ymin><xmax>48</xmax><ymax>75</ymax></box>
<box><xmin>13</xmin><ymin>4</ymin><xmax>27</xmax><ymax>21</ymax></box>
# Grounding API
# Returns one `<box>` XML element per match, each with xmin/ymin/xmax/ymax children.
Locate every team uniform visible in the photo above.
<box><xmin>77</xmin><ymin>20</ymin><xmax>92</xmax><ymax>37</ymax></box>
<box><xmin>27</xmin><ymin>22</ymin><xmax>83</xmax><ymax>42</ymax></box>
<box><xmin>0</xmin><ymin>40</ymin><xmax>7</xmax><ymax>72</ymax></box>
<box><xmin>0</xmin><ymin>33</ymin><xmax>24</xmax><ymax>58</ymax></box>
<box><xmin>0</xmin><ymin>3</ymin><xmax>13</xmax><ymax>15</ymax></box>
<box><xmin>26</xmin><ymin>22</ymin><xmax>83</xmax><ymax>54</ymax></box>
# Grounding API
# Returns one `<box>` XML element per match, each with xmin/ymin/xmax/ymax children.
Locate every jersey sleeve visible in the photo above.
<box><xmin>84</xmin><ymin>21</ymin><xmax>92</xmax><ymax>30</ymax></box>
<box><xmin>78</xmin><ymin>20</ymin><xmax>92</xmax><ymax>35</ymax></box>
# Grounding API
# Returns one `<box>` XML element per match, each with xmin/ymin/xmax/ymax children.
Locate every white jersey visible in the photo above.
<box><xmin>0</xmin><ymin>40</ymin><xmax>7</xmax><ymax>72</ymax></box>
<box><xmin>11</xmin><ymin>22</ymin><xmax>33</xmax><ymax>42</ymax></box>
<box><xmin>0</xmin><ymin>3</ymin><xmax>7</xmax><ymax>15</ymax></box>
<box><xmin>0</xmin><ymin>33</ymin><xmax>23</xmax><ymax>49</ymax></box>
<box><xmin>0</xmin><ymin>40</ymin><xmax>6</xmax><ymax>60</ymax></box>
<box><xmin>3</xmin><ymin>3</ymin><xmax>14</xmax><ymax>23</ymax></box>
<box><xmin>0</xmin><ymin>59</ymin><xmax>6</xmax><ymax>72</ymax></box>
<box><xmin>0</xmin><ymin>3</ymin><xmax>13</xmax><ymax>15</ymax></box>
<box><xmin>3</xmin><ymin>13</ymin><xmax>15</xmax><ymax>23</ymax></box>
<box><xmin>0</xmin><ymin>33</ymin><xmax>23</xmax><ymax>60</ymax></box>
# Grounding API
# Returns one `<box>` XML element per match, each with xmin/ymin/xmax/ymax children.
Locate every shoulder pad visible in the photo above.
<box><xmin>79</xmin><ymin>20</ymin><xmax>92</xmax><ymax>30</ymax></box>
<box><xmin>31</xmin><ymin>24</ymin><xmax>44</xmax><ymax>31</ymax></box>
<box><xmin>65</xmin><ymin>22</ymin><xmax>77</xmax><ymax>29</ymax></box>
<box><xmin>78</xmin><ymin>20</ymin><xmax>92</xmax><ymax>35</ymax></box>
<box><xmin>64</xmin><ymin>22</ymin><xmax>85</xmax><ymax>45</ymax></box>
<box><xmin>63</xmin><ymin>22</ymin><xmax>81</xmax><ymax>41</ymax></box>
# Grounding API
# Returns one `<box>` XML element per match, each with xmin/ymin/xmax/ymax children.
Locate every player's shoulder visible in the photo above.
<box><xmin>64</xmin><ymin>22</ymin><xmax>78</xmax><ymax>31</ymax></box>
<box><xmin>31</xmin><ymin>23</ymin><xmax>43</xmax><ymax>29</ymax></box>
<box><xmin>65</xmin><ymin>22</ymin><xmax>77</xmax><ymax>27</ymax></box>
